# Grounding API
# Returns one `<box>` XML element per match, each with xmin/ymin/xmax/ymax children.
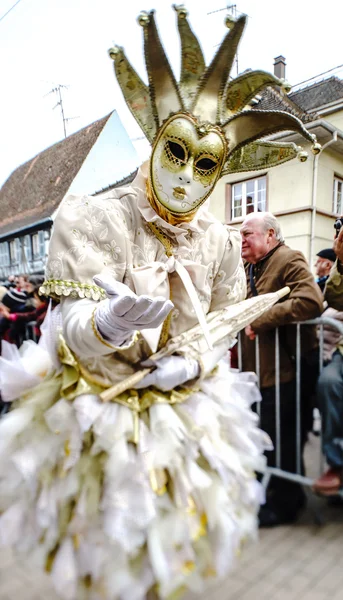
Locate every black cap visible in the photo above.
<box><xmin>316</xmin><ymin>248</ymin><xmax>336</xmax><ymax>262</ymax></box>
<box><xmin>2</xmin><ymin>288</ymin><xmax>27</xmax><ymax>311</ymax></box>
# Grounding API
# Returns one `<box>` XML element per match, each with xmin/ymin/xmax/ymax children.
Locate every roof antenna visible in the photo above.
<box><xmin>207</xmin><ymin>4</ymin><xmax>248</xmax><ymax>76</ymax></box>
<box><xmin>44</xmin><ymin>84</ymin><xmax>78</xmax><ymax>138</ymax></box>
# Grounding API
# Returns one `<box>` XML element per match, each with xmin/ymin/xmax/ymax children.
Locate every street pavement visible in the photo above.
<box><xmin>1</xmin><ymin>435</ymin><xmax>342</xmax><ymax>600</ymax></box>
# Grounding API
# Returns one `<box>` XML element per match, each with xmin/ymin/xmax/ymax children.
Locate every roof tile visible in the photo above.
<box><xmin>289</xmin><ymin>77</ymin><xmax>343</xmax><ymax>112</ymax></box>
<box><xmin>0</xmin><ymin>114</ymin><xmax>112</xmax><ymax>237</ymax></box>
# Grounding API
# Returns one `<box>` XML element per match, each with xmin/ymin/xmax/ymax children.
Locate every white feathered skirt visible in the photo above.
<box><xmin>0</xmin><ymin>340</ymin><xmax>267</xmax><ymax>600</ymax></box>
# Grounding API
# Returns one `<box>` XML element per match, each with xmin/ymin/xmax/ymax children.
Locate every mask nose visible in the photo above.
<box><xmin>178</xmin><ymin>163</ymin><xmax>193</xmax><ymax>185</ymax></box>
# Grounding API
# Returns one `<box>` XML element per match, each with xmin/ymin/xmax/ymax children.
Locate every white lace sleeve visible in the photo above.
<box><xmin>210</xmin><ymin>227</ymin><xmax>246</xmax><ymax>311</ymax></box>
<box><xmin>41</xmin><ymin>194</ymin><xmax>128</xmax><ymax>301</ymax></box>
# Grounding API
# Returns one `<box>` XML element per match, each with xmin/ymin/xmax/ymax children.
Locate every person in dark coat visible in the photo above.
<box><xmin>240</xmin><ymin>211</ymin><xmax>323</xmax><ymax>527</ymax></box>
<box><xmin>0</xmin><ymin>275</ymin><xmax>47</xmax><ymax>345</ymax></box>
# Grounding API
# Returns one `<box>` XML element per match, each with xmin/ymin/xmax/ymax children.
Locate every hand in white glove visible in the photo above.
<box><xmin>135</xmin><ymin>355</ymin><xmax>199</xmax><ymax>391</ymax></box>
<box><xmin>93</xmin><ymin>275</ymin><xmax>174</xmax><ymax>346</ymax></box>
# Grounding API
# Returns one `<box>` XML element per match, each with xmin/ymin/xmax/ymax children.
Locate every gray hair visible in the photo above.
<box><xmin>243</xmin><ymin>211</ymin><xmax>284</xmax><ymax>242</ymax></box>
<box><xmin>260</xmin><ymin>212</ymin><xmax>284</xmax><ymax>242</ymax></box>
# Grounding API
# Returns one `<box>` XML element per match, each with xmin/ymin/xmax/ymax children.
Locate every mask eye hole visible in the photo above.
<box><xmin>167</xmin><ymin>140</ymin><xmax>186</xmax><ymax>162</ymax></box>
<box><xmin>195</xmin><ymin>157</ymin><xmax>218</xmax><ymax>171</ymax></box>
<box><xmin>161</xmin><ymin>137</ymin><xmax>188</xmax><ymax>173</ymax></box>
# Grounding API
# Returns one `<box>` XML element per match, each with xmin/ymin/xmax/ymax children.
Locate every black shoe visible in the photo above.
<box><xmin>327</xmin><ymin>495</ymin><xmax>343</xmax><ymax>506</ymax></box>
<box><xmin>258</xmin><ymin>503</ymin><xmax>302</xmax><ymax>528</ymax></box>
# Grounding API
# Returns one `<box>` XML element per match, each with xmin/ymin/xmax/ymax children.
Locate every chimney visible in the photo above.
<box><xmin>274</xmin><ymin>55</ymin><xmax>286</xmax><ymax>79</ymax></box>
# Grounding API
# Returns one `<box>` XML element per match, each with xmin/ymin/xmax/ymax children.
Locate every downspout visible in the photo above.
<box><xmin>309</xmin><ymin>130</ymin><xmax>337</xmax><ymax>268</ymax></box>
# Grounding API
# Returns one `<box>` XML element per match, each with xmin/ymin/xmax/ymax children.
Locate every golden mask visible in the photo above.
<box><xmin>149</xmin><ymin>114</ymin><xmax>226</xmax><ymax>220</ymax></box>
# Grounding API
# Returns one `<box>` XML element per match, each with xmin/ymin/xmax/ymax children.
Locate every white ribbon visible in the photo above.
<box><xmin>131</xmin><ymin>256</ymin><xmax>213</xmax><ymax>353</ymax></box>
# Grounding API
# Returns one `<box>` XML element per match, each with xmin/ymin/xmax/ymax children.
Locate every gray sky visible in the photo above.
<box><xmin>1</xmin><ymin>0</ymin><xmax>342</xmax><ymax>187</ymax></box>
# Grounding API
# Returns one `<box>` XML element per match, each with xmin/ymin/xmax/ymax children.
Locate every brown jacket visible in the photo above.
<box><xmin>242</xmin><ymin>243</ymin><xmax>323</xmax><ymax>388</ymax></box>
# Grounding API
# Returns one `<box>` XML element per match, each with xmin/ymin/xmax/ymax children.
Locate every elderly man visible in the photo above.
<box><xmin>240</xmin><ymin>212</ymin><xmax>323</xmax><ymax>526</ymax></box>
<box><xmin>313</xmin><ymin>226</ymin><xmax>343</xmax><ymax>495</ymax></box>
<box><xmin>315</xmin><ymin>248</ymin><xmax>336</xmax><ymax>292</ymax></box>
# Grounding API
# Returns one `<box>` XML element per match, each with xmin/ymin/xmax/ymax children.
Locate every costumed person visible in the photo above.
<box><xmin>0</xmin><ymin>6</ymin><xmax>320</xmax><ymax>600</ymax></box>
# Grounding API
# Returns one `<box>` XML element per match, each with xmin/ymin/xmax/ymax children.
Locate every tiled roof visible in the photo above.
<box><xmin>0</xmin><ymin>114</ymin><xmax>112</xmax><ymax>238</ymax></box>
<box><xmin>289</xmin><ymin>77</ymin><xmax>343</xmax><ymax>112</ymax></box>
<box><xmin>94</xmin><ymin>170</ymin><xmax>138</xmax><ymax>196</ymax></box>
<box><xmin>252</xmin><ymin>86</ymin><xmax>315</xmax><ymax>123</ymax></box>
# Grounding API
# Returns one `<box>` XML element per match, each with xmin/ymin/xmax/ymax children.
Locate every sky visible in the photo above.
<box><xmin>0</xmin><ymin>0</ymin><xmax>343</xmax><ymax>188</ymax></box>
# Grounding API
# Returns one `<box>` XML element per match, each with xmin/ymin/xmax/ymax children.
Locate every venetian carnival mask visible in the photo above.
<box><xmin>109</xmin><ymin>6</ymin><xmax>321</xmax><ymax>224</ymax></box>
<box><xmin>150</xmin><ymin>115</ymin><xmax>227</xmax><ymax>215</ymax></box>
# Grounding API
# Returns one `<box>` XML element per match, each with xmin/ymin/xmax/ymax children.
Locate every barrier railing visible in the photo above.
<box><xmin>238</xmin><ymin>317</ymin><xmax>343</xmax><ymax>494</ymax></box>
<box><xmin>25</xmin><ymin>320</ymin><xmax>38</xmax><ymax>343</ymax></box>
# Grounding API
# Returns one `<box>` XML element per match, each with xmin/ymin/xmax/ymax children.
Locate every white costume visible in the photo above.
<box><xmin>43</xmin><ymin>165</ymin><xmax>245</xmax><ymax>370</ymax></box>
<box><xmin>0</xmin><ymin>6</ymin><xmax>319</xmax><ymax>600</ymax></box>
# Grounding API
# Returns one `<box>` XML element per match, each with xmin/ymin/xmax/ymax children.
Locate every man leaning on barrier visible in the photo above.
<box><xmin>313</xmin><ymin>225</ymin><xmax>343</xmax><ymax>496</ymax></box>
<box><xmin>240</xmin><ymin>212</ymin><xmax>323</xmax><ymax>527</ymax></box>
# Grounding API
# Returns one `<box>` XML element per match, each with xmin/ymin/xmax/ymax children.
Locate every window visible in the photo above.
<box><xmin>32</xmin><ymin>231</ymin><xmax>46</xmax><ymax>259</ymax></box>
<box><xmin>10</xmin><ymin>239</ymin><xmax>20</xmax><ymax>265</ymax></box>
<box><xmin>0</xmin><ymin>242</ymin><xmax>9</xmax><ymax>267</ymax></box>
<box><xmin>32</xmin><ymin>233</ymin><xmax>39</xmax><ymax>258</ymax></box>
<box><xmin>39</xmin><ymin>230</ymin><xmax>46</xmax><ymax>258</ymax></box>
<box><xmin>230</xmin><ymin>176</ymin><xmax>267</xmax><ymax>220</ymax></box>
<box><xmin>24</xmin><ymin>235</ymin><xmax>32</xmax><ymax>262</ymax></box>
<box><xmin>333</xmin><ymin>176</ymin><xmax>343</xmax><ymax>214</ymax></box>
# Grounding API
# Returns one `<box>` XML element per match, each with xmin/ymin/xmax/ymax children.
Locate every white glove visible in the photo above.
<box><xmin>135</xmin><ymin>355</ymin><xmax>199</xmax><ymax>391</ymax></box>
<box><xmin>93</xmin><ymin>275</ymin><xmax>174</xmax><ymax>346</ymax></box>
<box><xmin>200</xmin><ymin>336</ymin><xmax>232</xmax><ymax>373</ymax></box>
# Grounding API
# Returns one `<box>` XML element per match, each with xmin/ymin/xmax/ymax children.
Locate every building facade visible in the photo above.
<box><xmin>0</xmin><ymin>111</ymin><xmax>139</xmax><ymax>281</ymax></box>
<box><xmin>209</xmin><ymin>74</ymin><xmax>343</xmax><ymax>268</ymax></box>
<box><xmin>1</xmin><ymin>73</ymin><xmax>343</xmax><ymax>280</ymax></box>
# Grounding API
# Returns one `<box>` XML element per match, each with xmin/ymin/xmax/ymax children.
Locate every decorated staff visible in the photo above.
<box><xmin>100</xmin><ymin>286</ymin><xmax>290</xmax><ymax>402</ymax></box>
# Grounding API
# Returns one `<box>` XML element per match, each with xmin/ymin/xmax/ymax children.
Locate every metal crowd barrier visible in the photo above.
<box><xmin>25</xmin><ymin>320</ymin><xmax>38</xmax><ymax>343</ymax></box>
<box><xmin>237</xmin><ymin>317</ymin><xmax>343</xmax><ymax>495</ymax></box>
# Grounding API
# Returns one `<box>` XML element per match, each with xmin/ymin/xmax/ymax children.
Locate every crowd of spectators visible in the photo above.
<box><xmin>0</xmin><ymin>273</ymin><xmax>49</xmax><ymax>347</ymax></box>
<box><xmin>313</xmin><ymin>227</ymin><xmax>343</xmax><ymax>496</ymax></box>
<box><xmin>239</xmin><ymin>212</ymin><xmax>323</xmax><ymax>526</ymax></box>
<box><xmin>238</xmin><ymin>212</ymin><xmax>343</xmax><ymax>526</ymax></box>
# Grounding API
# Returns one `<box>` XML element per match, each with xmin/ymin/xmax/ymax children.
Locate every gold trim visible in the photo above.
<box><xmin>77</xmin><ymin>363</ymin><xmax>112</xmax><ymax>389</ymax></box>
<box><xmin>90</xmin><ymin>308</ymin><xmax>139</xmax><ymax>353</ymax></box>
<box><xmin>146</xmin><ymin>219</ymin><xmax>173</xmax><ymax>348</ymax></box>
<box><xmin>157</xmin><ymin>309</ymin><xmax>173</xmax><ymax>351</ymax></box>
<box><xmin>91</xmin><ymin>308</ymin><xmax>117</xmax><ymax>350</ymax></box>
<box><xmin>40</xmin><ymin>279</ymin><xmax>106</xmax><ymax>301</ymax></box>
<box><xmin>147</xmin><ymin>219</ymin><xmax>174</xmax><ymax>256</ymax></box>
<box><xmin>175</xmin><ymin>5</ymin><xmax>206</xmax><ymax>110</ymax></box>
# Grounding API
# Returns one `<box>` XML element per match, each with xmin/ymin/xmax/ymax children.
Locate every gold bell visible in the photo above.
<box><xmin>311</xmin><ymin>142</ymin><xmax>321</xmax><ymax>155</ymax></box>
<box><xmin>225</xmin><ymin>15</ymin><xmax>236</xmax><ymax>29</ymax></box>
<box><xmin>137</xmin><ymin>11</ymin><xmax>150</xmax><ymax>26</ymax></box>
<box><xmin>108</xmin><ymin>45</ymin><xmax>120</xmax><ymax>60</ymax></box>
<box><xmin>173</xmin><ymin>4</ymin><xmax>188</xmax><ymax>18</ymax></box>
<box><xmin>280</xmin><ymin>79</ymin><xmax>292</xmax><ymax>94</ymax></box>
<box><xmin>297</xmin><ymin>150</ymin><xmax>308</xmax><ymax>163</ymax></box>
